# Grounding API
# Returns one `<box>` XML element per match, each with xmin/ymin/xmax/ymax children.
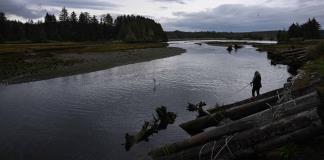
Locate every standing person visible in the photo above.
<box><xmin>250</xmin><ymin>71</ymin><xmax>262</xmax><ymax>97</ymax></box>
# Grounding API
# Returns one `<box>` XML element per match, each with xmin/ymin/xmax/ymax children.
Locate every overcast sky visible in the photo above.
<box><xmin>1</xmin><ymin>0</ymin><xmax>324</xmax><ymax>32</ymax></box>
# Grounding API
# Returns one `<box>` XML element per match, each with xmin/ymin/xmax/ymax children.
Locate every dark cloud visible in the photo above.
<box><xmin>1</xmin><ymin>0</ymin><xmax>47</xmax><ymax>19</ymax></box>
<box><xmin>1</xmin><ymin>0</ymin><xmax>119</xmax><ymax>19</ymax></box>
<box><xmin>164</xmin><ymin>3</ymin><xmax>324</xmax><ymax>31</ymax></box>
<box><xmin>42</xmin><ymin>0</ymin><xmax>119</xmax><ymax>10</ymax></box>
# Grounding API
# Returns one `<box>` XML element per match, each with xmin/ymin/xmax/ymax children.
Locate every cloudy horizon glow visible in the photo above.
<box><xmin>1</xmin><ymin>0</ymin><xmax>323</xmax><ymax>32</ymax></box>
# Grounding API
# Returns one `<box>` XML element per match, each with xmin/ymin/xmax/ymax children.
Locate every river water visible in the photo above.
<box><xmin>0</xmin><ymin>41</ymin><xmax>290</xmax><ymax>160</ymax></box>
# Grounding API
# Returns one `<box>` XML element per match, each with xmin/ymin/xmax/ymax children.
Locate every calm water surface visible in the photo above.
<box><xmin>0</xmin><ymin>41</ymin><xmax>290</xmax><ymax>160</ymax></box>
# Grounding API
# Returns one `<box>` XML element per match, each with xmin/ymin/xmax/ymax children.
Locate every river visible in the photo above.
<box><xmin>0</xmin><ymin>40</ymin><xmax>290</xmax><ymax>160</ymax></box>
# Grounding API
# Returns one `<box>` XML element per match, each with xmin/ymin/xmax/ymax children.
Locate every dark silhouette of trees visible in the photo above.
<box><xmin>59</xmin><ymin>7</ymin><xmax>69</xmax><ymax>22</ymax></box>
<box><xmin>44</xmin><ymin>13</ymin><xmax>59</xmax><ymax>40</ymax></box>
<box><xmin>287</xmin><ymin>18</ymin><xmax>321</xmax><ymax>40</ymax></box>
<box><xmin>0</xmin><ymin>12</ymin><xmax>6</xmax><ymax>42</ymax></box>
<box><xmin>277</xmin><ymin>30</ymin><xmax>289</xmax><ymax>42</ymax></box>
<box><xmin>101</xmin><ymin>14</ymin><xmax>113</xmax><ymax>25</ymax></box>
<box><xmin>301</xmin><ymin>18</ymin><xmax>321</xmax><ymax>39</ymax></box>
<box><xmin>288</xmin><ymin>23</ymin><xmax>302</xmax><ymax>38</ymax></box>
<box><xmin>70</xmin><ymin>12</ymin><xmax>78</xmax><ymax>23</ymax></box>
<box><xmin>0</xmin><ymin>7</ymin><xmax>167</xmax><ymax>43</ymax></box>
<box><xmin>115</xmin><ymin>15</ymin><xmax>167</xmax><ymax>42</ymax></box>
<box><xmin>166</xmin><ymin>30</ymin><xmax>274</xmax><ymax>40</ymax></box>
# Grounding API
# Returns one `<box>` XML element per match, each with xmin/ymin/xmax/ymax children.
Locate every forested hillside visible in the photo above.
<box><xmin>0</xmin><ymin>7</ymin><xmax>167</xmax><ymax>43</ymax></box>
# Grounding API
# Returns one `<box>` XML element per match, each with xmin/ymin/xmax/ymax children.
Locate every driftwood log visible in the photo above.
<box><xmin>207</xmin><ymin>88</ymin><xmax>283</xmax><ymax>114</ymax></box>
<box><xmin>180</xmin><ymin>95</ymin><xmax>278</xmax><ymax>135</ymax></box>
<box><xmin>149</xmin><ymin>92</ymin><xmax>321</xmax><ymax>158</ymax></box>
<box><xmin>207</xmin><ymin>83</ymin><xmax>315</xmax><ymax>114</ymax></box>
<box><xmin>150</xmin><ymin>107</ymin><xmax>323</xmax><ymax>160</ymax></box>
<box><xmin>180</xmin><ymin>85</ymin><xmax>316</xmax><ymax>135</ymax></box>
<box><xmin>125</xmin><ymin>106</ymin><xmax>176</xmax><ymax>151</ymax></box>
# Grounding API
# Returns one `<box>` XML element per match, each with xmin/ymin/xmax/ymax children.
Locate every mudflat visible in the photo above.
<box><xmin>0</xmin><ymin>42</ymin><xmax>185</xmax><ymax>84</ymax></box>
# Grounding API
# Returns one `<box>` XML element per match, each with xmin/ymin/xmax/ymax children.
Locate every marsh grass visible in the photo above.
<box><xmin>0</xmin><ymin>42</ymin><xmax>168</xmax><ymax>54</ymax></box>
<box><xmin>0</xmin><ymin>42</ymin><xmax>180</xmax><ymax>83</ymax></box>
<box><xmin>308</xmin><ymin>41</ymin><xmax>324</xmax><ymax>59</ymax></box>
<box><xmin>253</xmin><ymin>43</ymin><xmax>311</xmax><ymax>54</ymax></box>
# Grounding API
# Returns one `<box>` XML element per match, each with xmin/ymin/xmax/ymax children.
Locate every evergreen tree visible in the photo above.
<box><xmin>44</xmin><ymin>13</ymin><xmax>59</xmax><ymax>40</ymax></box>
<box><xmin>59</xmin><ymin>7</ymin><xmax>69</xmax><ymax>22</ymax></box>
<box><xmin>70</xmin><ymin>12</ymin><xmax>78</xmax><ymax>23</ymax></box>
<box><xmin>288</xmin><ymin>23</ymin><xmax>302</xmax><ymax>38</ymax></box>
<box><xmin>69</xmin><ymin>12</ymin><xmax>78</xmax><ymax>40</ymax></box>
<box><xmin>79</xmin><ymin>12</ymin><xmax>90</xmax><ymax>24</ymax></box>
<box><xmin>287</xmin><ymin>18</ymin><xmax>321</xmax><ymax>40</ymax></box>
<box><xmin>45</xmin><ymin>13</ymin><xmax>57</xmax><ymax>23</ymax></box>
<box><xmin>310</xmin><ymin>18</ymin><xmax>321</xmax><ymax>39</ymax></box>
<box><xmin>0</xmin><ymin>12</ymin><xmax>6</xmax><ymax>42</ymax></box>
<box><xmin>300</xmin><ymin>18</ymin><xmax>321</xmax><ymax>39</ymax></box>
<box><xmin>58</xmin><ymin>7</ymin><xmax>70</xmax><ymax>40</ymax></box>
<box><xmin>0</xmin><ymin>12</ymin><xmax>6</xmax><ymax>23</ymax></box>
<box><xmin>102</xmin><ymin>14</ymin><xmax>113</xmax><ymax>25</ymax></box>
<box><xmin>91</xmin><ymin>15</ymin><xmax>98</xmax><ymax>24</ymax></box>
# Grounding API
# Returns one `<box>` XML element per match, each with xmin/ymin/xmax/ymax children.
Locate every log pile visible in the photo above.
<box><xmin>149</xmin><ymin>89</ymin><xmax>324</xmax><ymax>160</ymax></box>
<box><xmin>180</xmin><ymin>85</ymin><xmax>316</xmax><ymax>136</ymax></box>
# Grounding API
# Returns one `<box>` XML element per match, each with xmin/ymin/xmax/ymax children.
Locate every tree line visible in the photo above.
<box><xmin>277</xmin><ymin>18</ymin><xmax>321</xmax><ymax>42</ymax></box>
<box><xmin>167</xmin><ymin>30</ymin><xmax>278</xmax><ymax>40</ymax></box>
<box><xmin>0</xmin><ymin>7</ymin><xmax>167</xmax><ymax>43</ymax></box>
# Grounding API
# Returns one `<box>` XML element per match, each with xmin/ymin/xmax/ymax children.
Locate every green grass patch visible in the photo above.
<box><xmin>0</xmin><ymin>42</ymin><xmax>168</xmax><ymax>54</ymax></box>
<box><xmin>254</xmin><ymin>43</ymin><xmax>311</xmax><ymax>54</ymax></box>
<box><xmin>308</xmin><ymin>41</ymin><xmax>324</xmax><ymax>59</ymax></box>
<box><xmin>303</xmin><ymin>42</ymin><xmax>324</xmax><ymax>96</ymax></box>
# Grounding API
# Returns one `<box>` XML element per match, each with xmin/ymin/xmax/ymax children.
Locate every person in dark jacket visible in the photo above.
<box><xmin>250</xmin><ymin>71</ymin><xmax>262</xmax><ymax>97</ymax></box>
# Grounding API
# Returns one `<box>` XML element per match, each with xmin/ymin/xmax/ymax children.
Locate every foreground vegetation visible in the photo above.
<box><xmin>0</xmin><ymin>42</ymin><xmax>184</xmax><ymax>84</ymax></box>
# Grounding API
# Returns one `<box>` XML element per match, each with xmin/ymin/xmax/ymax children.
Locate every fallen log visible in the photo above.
<box><xmin>282</xmin><ymin>50</ymin><xmax>307</xmax><ymax>57</ymax></box>
<box><xmin>280</xmin><ymin>48</ymin><xmax>306</xmax><ymax>55</ymax></box>
<box><xmin>207</xmin><ymin>84</ymin><xmax>315</xmax><ymax>114</ymax></box>
<box><xmin>149</xmin><ymin>92</ymin><xmax>320</xmax><ymax>158</ymax></box>
<box><xmin>150</xmin><ymin>108</ymin><xmax>323</xmax><ymax>160</ymax></box>
<box><xmin>207</xmin><ymin>88</ymin><xmax>283</xmax><ymax>114</ymax></box>
<box><xmin>181</xmin><ymin>85</ymin><xmax>317</xmax><ymax>135</ymax></box>
<box><xmin>180</xmin><ymin>95</ymin><xmax>278</xmax><ymax>135</ymax></box>
<box><xmin>125</xmin><ymin>106</ymin><xmax>177</xmax><ymax>151</ymax></box>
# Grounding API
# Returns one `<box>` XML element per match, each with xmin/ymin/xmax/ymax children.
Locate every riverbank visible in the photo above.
<box><xmin>253</xmin><ymin>40</ymin><xmax>324</xmax><ymax>160</ymax></box>
<box><xmin>0</xmin><ymin>42</ymin><xmax>185</xmax><ymax>84</ymax></box>
<box><xmin>147</xmin><ymin>40</ymin><xmax>324</xmax><ymax>160</ymax></box>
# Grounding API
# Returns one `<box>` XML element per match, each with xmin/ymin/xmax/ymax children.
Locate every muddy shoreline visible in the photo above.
<box><xmin>1</xmin><ymin>47</ymin><xmax>185</xmax><ymax>84</ymax></box>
